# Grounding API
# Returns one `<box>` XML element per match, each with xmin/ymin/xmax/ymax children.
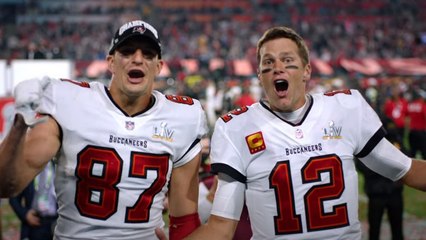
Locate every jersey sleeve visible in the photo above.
<box><xmin>359</xmin><ymin>138</ymin><xmax>411</xmax><ymax>181</ymax></box>
<box><xmin>346</xmin><ymin>90</ymin><xmax>411</xmax><ymax>180</ymax></box>
<box><xmin>210</xmin><ymin>119</ymin><xmax>247</xmax><ymax>183</ymax></box>
<box><xmin>210</xmin><ymin>174</ymin><xmax>245</xmax><ymax>220</ymax></box>
<box><xmin>349</xmin><ymin>90</ymin><xmax>386</xmax><ymax>157</ymax></box>
<box><xmin>197</xmin><ymin>105</ymin><xmax>209</xmax><ymax>139</ymax></box>
<box><xmin>172</xmin><ymin>100</ymin><xmax>209</xmax><ymax>168</ymax></box>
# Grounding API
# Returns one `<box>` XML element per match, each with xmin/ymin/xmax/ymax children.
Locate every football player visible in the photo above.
<box><xmin>0</xmin><ymin>20</ymin><xmax>208</xmax><ymax>240</ymax></box>
<box><xmin>186</xmin><ymin>26</ymin><xmax>426</xmax><ymax>239</ymax></box>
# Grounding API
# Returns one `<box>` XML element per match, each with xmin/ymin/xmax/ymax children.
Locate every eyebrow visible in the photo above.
<box><xmin>262</xmin><ymin>51</ymin><xmax>296</xmax><ymax>59</ymax></box>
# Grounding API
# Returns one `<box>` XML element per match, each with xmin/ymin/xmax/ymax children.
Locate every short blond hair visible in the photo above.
<box><xmin>256</xmin><ymin>26</ymin><xmax>310</xmax><ymax>66</ymax></box>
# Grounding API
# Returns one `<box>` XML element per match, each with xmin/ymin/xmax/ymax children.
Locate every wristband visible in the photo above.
<box><xmin>169</xmin><ymin>213</ymin><xmax>201</xmax><ymax>240</ymax></box>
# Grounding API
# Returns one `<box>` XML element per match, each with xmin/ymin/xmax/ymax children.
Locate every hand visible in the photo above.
<box><xmin>162</xmin><ymin>196</ymin><xmax>169</xmax><ymax>213</ymax></box>
<box><xmin>26</xmin><ymin>209</ymin><xmax>41</xmax><ymax>227</ymax></box>
<box><xmin>13</xmin><ymin>76</ymin><xmax>55</xmax><ymax>127</ymax></box>
<box><xmin>155</xmin><ymin>227</ymin><xmax>168</xmax><ymax>240</ymax></box>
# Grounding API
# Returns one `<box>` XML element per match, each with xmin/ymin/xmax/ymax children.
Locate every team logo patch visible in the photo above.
<box><xmin>322</xmin><ymin>120</ymin><xmax>342</xmax><ymax>140</ymax></box>
<box><xmin>133</xmin><ymin>25</ymin><xmax>146</xmax><ymax>34</ymax></box>
<box><xmin>152</xmin><ymin>122</ymin><xmax>174</xmax><ymax>142</ymax></box>
<box><xmin>125</xmin><ymin>121</ymin><xmax>135</xmax><ymax>130</ymax></box>
<box><xmin>246</xmin><ymin>131</ymin><xmax>266</xmax><ymax>154</ymax></box>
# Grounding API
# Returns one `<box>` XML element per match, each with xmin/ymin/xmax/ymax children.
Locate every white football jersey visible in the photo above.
<box><xmin>210</xmin><ymin>89</ymin><xmax>410</xmax><ymax>240</ymax></box>
<box><xmin>38</xmin><ymin>80</ymin><xmax>208</xmax><ymax>240</ymax></box>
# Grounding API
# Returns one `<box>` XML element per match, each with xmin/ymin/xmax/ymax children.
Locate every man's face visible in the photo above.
<box><xmin>257</xmin><ymin>38</ymin><xmax>311</xmax><ymax>112</ymax></box>
<box><xmin>107</xmin><ymin>37</ymin><xmax>163</xmax><ymax>98</ymax></box>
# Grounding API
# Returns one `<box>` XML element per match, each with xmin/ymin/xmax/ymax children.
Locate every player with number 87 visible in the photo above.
<box><xmin>0</xmin><ymin>19</ymin><xmax>208</xmax><ymax>240</ymax></box>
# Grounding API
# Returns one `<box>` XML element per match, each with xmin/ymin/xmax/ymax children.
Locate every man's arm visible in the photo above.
<box><xmin>168</xmin><ymin>152</ymin><xmax>202</xmax><ymax>239</ymax></box>
<box><xmin>402</xmin><ymin>159</ymin><xmax>426</xmax><ymax>191</ymax></box>
<box><xmin>0</xmin><ymin>114</ymin><xmax>60</xmax><ymax>197</ymax></box>
<box><xmin>185</xmin><ymin>173</ymin><xmax>245</xmax><ymax>240</ymax></box>
<box><xmin>358</xmin><ymin>138</ymin><xmax>426</xmax><ymax>192</ymax></box>
<box><xmin>185</xmin><ymin>214</ymin><xmax>239</xmax><ymax>240</ymax></box>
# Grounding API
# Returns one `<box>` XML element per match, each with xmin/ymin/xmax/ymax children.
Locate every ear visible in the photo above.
<box><xmin>302</xmin><ymin>63</ymin><xmax>312</xmax><ymax>82</ymax></box>
<box><xmin>156</xmin><ymin>60</ymin><xmax>164</xmax><ymax>76</ymax></box>
<box><xmin>107</xmin><ymin>55</ymin><xmax>114</xmax><ymax>73</ymax></box>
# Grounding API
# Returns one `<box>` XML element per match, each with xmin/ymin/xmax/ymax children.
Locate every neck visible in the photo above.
<box><xmin>108</xmin><ymin>87</ymin><xmax>155</xmax><ymax>116</ymax></box>
<box><xmin>273</xmin><ymin>95</ymin><xmax>311</xmax><ymax>124</ymax></box>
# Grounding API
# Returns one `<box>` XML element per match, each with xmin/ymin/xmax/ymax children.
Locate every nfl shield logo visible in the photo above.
<box><xmin>295</xmin><ymin>129</ymin><xmax>303</xmax><ymax>139</ymax></box>
<box><xmin>125</xmin><ymin>121</ymin><xmax>135</xmax><ymax>130</ymax></box>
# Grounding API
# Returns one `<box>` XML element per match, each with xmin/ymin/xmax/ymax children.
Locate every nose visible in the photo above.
<box><xmin>132</xmin><ymin>49</ymin><xmax>144</xmax><ymax>64</ymax></box>
<box><xmin>273</xmin><ymin>61</ymin><xmax>286</xmax><ymax>74</ymax></box>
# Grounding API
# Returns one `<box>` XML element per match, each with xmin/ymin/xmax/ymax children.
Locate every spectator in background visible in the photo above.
<box><xmin>9</xmin><ymin>160</ymin><xmax>57</xmax><ymax>240</ymax></box>
<box><xmin>363</xmin><ymin>78</ymin><xmax>382</xmax><ymax>112</ymax></box>
<box><xmin>25</xmin><ymin>42</ymin><xmax>46</xmax><ymax>60</ymax></box>
<box><xmin>356</xmin><ymin>133</ymin><xmax>405</xmax><ymax>240</ymax></box>
<box><xmin>359</xmin><ymin>79</ymin><xmax>405</xmax><ymax>240</ymax></box>
<box><xmin>383</xmin><ymin>85</ymin><xmax>408</xmax><ymax>151</ymax></box>
<box><xmin>407</xmin><ymin>89</ymin><xmax>426</xmax><ymax>159</ymax></box>
<box><xmin>233</xmin><ymin>81</ymin><xmax>256</xmax><ymax>109</ymax></box>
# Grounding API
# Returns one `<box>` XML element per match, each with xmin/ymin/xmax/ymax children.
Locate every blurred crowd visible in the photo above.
<box><xmin>1</xmin><ymin>0</ymin><xmax>425</xmax><ymax>62</ymax></box>
<box><xmin>0</xmin><ymin>0</ymin><xmax>425</xmax><ymax>154</ymax></box>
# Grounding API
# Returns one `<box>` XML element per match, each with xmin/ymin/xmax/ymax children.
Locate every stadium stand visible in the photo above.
<box><xmin>0</xmin><ymin>0</ymin><xmax>425</xmax><ymax>117</ymax></box>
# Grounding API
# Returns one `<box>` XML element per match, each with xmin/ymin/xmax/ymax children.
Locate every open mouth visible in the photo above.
<box><xmin>128</xmin><ymin>69</ymin><xmax>145</xmax><ymax>78</ymax></box>
<box><xmin>274</xmin><ymin>79</ymin><xmax>289</xmax><ymax>93</ymax></box>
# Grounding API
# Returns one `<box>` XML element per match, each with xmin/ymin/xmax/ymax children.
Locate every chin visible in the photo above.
<box><xmin>274</xmin><ymin>99</ymin><xmax>293</xmax><ymax>112</ymax></box>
